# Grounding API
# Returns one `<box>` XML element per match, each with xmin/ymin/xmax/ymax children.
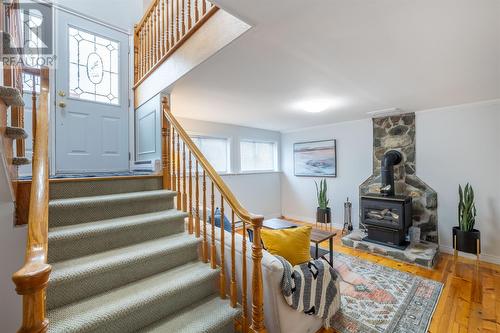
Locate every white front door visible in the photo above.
<box><xmin>54</xmin><ymin>10</ymin><xmax>129</xmax><ymax>173</ymax></box>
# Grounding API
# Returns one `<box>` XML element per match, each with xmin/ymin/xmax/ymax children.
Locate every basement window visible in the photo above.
<box><xmin>240</xmin><ymin>140</ymin><xmax>277</xmax><ymax>172</ymax></box>
<box><xmin>191</xmin><ymin>136</ymin><xmax>230</xmax><ymax>173</ymax></box>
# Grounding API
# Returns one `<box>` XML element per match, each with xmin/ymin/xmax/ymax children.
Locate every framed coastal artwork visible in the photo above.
<box><xmin>294</xmin><ymin>139</ymin><xmax>337</xmax><ymax>177</ymax></box>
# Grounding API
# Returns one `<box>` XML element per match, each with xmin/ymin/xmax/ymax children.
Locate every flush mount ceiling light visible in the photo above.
<box><xmin>292</xmin><ymin>98</ymin><xmax>344</xmax><ymax>113</ymax></box>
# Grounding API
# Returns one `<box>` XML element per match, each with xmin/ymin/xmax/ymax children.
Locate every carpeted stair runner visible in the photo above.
<box><xmin>46</xmin><ymin>177</ymin><xmax>240</xmax><ymax>333</ymax></box>
<box><xmin>48</xmin><ymin>210</ymin><xmax>187</xmax><ymax>262</ymax></box>
<box><xmin>49</xmin><ymin>190</ymin><xmax>176</xmax><ymax>227</ymax></box>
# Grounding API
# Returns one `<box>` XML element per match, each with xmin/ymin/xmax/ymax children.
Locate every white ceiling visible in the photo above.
<box><xmin>170</xmin><ymin>0</ymin><xmax>500</xmax><ymax>132</ymax></box>
<box><xmin>52</xmin><ymin>0</ymin><xmax>143</xmax><ymax>31</ymax></box>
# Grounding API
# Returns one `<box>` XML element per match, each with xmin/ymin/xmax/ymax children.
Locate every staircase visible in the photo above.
<box><xmin>45</xmin><ymin>176</ymin><xmax>240</xmax><ymax>333</ymax></box>
<box><xmin>12</xmin><ymin>74</ymin><xmax>267</xmax><ymax>332</ymax></box>
<box><xmin>11</xmin><ymin>1</ymin><xmax>267</xmax><ymax>329</ymax></box>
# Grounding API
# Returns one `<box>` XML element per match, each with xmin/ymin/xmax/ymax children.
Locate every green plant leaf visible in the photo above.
<box><xmin>458</xmin><ymin>183</ymin><xmax>476</xmax><ymax>231</ymax></box>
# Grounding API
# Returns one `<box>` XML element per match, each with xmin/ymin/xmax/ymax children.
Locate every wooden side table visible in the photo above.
<box><xmin>310</xmin><ymin>228</ymin><xmax>337</xmax><ymax>266</ymax></box>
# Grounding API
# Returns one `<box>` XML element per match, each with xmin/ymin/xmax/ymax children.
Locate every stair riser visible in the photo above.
<box><xmin>139</xmin><ymin>296</ymin><xmax>241</xmax><ymax>333</ymax></box>
<box><xmin>50</xmin><ymin>177</ymin><xmax>163</xmax><ymax>199</ymax></box>
<box><xmin>142</xmin><ymin>317</ymin><xmax>237</xmax><ymax>333</ymax></box>
<box><xmin>49</xmin><ymin>198</ymin><xmax>174</xmax><ymax>227</ymax></box>
<box><xmin>49</xmin><ymin>275</ymin><xmax>218</xmax><ymax>333</ymax></box>
<box><xmin>47</xmin><ymin>243</ymin><xmax>200</xmax><ymax>310</ymax></box>
<box><xmin>48</xmin><ymin>217</ymin><xmax>186</xmax><ymax>262</ymax></box>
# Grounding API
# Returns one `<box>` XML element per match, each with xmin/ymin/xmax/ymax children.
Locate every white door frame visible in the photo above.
<box><xmin>49</xmin><ymin>6</ymin><xmax>133</xmax><ymax>175</ymax></box>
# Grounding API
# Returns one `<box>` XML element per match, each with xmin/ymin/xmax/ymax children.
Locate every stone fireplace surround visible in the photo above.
<box><xmin>359</xmin><ymin>113</ymin><xmax>438</xmax><ymax>244</ymax></box>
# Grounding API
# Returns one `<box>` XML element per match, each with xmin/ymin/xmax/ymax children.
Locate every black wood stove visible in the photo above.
<box><xmin>361</xmin><ymin>150</ymin><xmax>412</xmax><ymax>249</ymax></box>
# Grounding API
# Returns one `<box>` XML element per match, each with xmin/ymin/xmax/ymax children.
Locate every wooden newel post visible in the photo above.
<box><xmin>250</xmin><ymin>216</ymin><xmax>267</xmax><ymax>333</ymax></box>
<box><xmin>161</xmin><ymin>97</ymin><xmax>171</xmax><ymax>189</ymax></box>
<box><xmin>12</xmin><ymin>264</ymin><xmax>51</xmax><ymax>333</ymax></box>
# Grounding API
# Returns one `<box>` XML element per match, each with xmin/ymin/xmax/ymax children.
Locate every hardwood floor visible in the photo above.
<box><xmin>305</xmin><ymin>226</ymin><xmax>500</xmax><ymax>333</ymax></box>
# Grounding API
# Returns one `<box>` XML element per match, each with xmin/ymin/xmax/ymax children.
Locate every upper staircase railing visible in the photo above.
<box><xmin>161</xmin><ymin>97</ymin><xmax>266</xmax><ymax>333</ymax></box>
<box><xmin>134</xmin><ymin>0</ymin><xmax>218</xmax><ymax>87</ymax></box>
<box><xmin>11</xmin><ymin>67</ymin><xmax>51</xmax><ymax>333</ymax></box>
<box><xmin>3</xmin><ymin>0</ymin><xmax>27</xmax><ymax>159</ymax></box>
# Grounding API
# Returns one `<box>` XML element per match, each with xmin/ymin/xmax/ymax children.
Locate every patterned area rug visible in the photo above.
<box><xmin>329</xmin><ymin>252</ymin><xmax>442</xmax><ymax>333</ymax></box>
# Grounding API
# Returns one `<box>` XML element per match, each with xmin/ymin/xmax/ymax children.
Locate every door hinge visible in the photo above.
<box><xmin>128</xmin><ymin>99</ymin><xmax>131</xmax><ymax>108</ymax></box>
<box><xmin>129</xmin><ymin>152</ymin><xmax>131</xmax><ymax>161</ymax></box>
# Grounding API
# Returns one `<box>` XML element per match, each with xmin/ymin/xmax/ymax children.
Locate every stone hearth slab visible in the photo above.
<box><xmin>341</xmin><ymin>229</ymin><xmax>439</xmax><ymax>268</ymax></box>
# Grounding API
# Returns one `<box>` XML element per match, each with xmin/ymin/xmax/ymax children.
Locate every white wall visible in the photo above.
<box><xmin>280</xmin><ymin>100</ymin><xmax>500</xmax><ymax>263</ymax></box>
<box><xmin>0</xmin><ymin>151</ymin><xmax>26</xmax><ymax>332</ymax></box>
<box><xmin>178</xmin><ymin>117</ymin><xmax>282</xmax><ymax>218</ymax></box>
<box><xmin>143</xmin><ymin>0</ymin><xmax>153</xmax><ymax>11</ymax></box>
<box><xmin>416</xmin><ymin>101</ymin><xmax>500</xmax><ymax>262</ymax></box>
<box><xmin>280</xmin><ymin>119</ymin><xmax>373</xmax><ymax>228</ymax></box>
<box><xmin>221</xmin><ymin>173</ymin><xmax>282</xmax><ymax>218</ymax></box>
<box><xmin>53</xmin><ymin>0</ymin><xmax>143</xmax><ymax>31</ymax></box>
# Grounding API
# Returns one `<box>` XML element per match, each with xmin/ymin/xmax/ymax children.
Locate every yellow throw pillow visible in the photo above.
<box><xmin>261</xmin><ymin>226</ymin><xmax>312</xmax><ymax>266</ymax></box>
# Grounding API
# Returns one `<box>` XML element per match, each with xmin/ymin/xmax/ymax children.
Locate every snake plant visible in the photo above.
<box><xmin>315</xmin><ymin>179</ymin><xmax>329</xmax><ymax>209</ymax></box>
<box><xmin>458</xmin><ymin>183</ymin><xmax>476</xmax><ymax>232</ymax></box>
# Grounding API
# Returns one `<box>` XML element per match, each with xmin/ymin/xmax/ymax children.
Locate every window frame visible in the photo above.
<box><xmin>239</xmin><ymin>139</ymin><xmax>278</xmax><ymax>173</ymax></box>
<box><xmin>189</xmin><ymin>134</ymin><xmax>231</xmax><ymax>174</ymax></box>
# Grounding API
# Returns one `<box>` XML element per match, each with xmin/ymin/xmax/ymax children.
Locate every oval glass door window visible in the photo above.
<box><xmin>87</xmin><ymin>53</ymin><xmax>104</xmax><ymax>84</ymax></box>
<box><xmin>68</xmin><ymin>26</ymin><xmax>120</xmax><ymax>105</ymax></box>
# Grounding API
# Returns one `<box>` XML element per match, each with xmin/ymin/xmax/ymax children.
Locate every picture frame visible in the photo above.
<box><xmin>294</xmin><ymin>139</ymin><xmax>337</xmax><ymax>177</ymax></box>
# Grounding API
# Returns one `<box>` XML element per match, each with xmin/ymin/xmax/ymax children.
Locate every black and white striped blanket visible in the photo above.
<box><xmin>276</xmin><ymin>256</ymin><xmax>340</xmax><ymax>328</ymax></box>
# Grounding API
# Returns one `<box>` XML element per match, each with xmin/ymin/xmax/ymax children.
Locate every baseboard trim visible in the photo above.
<box><xmin>439</xmin><ymin>245</ymin><xmax>500</xmax><ymax>265</ymax></box>
<box><xmin>265</xmin><ymin>213</ymin><xmax>285</xmax><ymax>220</ymax></box>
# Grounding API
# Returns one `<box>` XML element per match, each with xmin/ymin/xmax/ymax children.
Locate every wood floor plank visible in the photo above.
<box><xmin>467</xmin><ymin>301</ymin><xmax>482</xmax><ymax>333</ymax></box>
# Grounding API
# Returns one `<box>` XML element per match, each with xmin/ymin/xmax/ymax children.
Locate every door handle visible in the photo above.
<box><xmin>58</xmin><ymin>101</ymin><xmax>67</xmax><ymax>108</ymax></box>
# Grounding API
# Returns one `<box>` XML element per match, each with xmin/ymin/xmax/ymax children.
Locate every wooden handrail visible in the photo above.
<box><xmin>133</xmin><ymin>0</ymin><xmax>218</xmax><ymax>87</ymax></box>
<box><xmin>12</xmin><ymin>67</ymin><xmax>51</xmax><ymax>333</ymax></box>
<box><xmin>162</xmin><ymin>99</ymin><xmax>261</xmax><ymax>223</ymax></box>
<box><xmin>161</xmin><ymin>97</ymin><xmax>266</xmax><ymax>333</ymax></box>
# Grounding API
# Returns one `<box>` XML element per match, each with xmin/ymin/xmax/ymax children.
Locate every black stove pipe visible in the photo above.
<box><xmin>381</xmin><ymin>150</ymin><xmax>403</xmax><ymax>196</ymax></box>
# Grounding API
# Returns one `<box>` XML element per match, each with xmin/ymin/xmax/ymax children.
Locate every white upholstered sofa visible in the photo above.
<box><xmin>208</xmin><ymin>225</ymin><xmax>340</xmax><ymax>333</ymax></box>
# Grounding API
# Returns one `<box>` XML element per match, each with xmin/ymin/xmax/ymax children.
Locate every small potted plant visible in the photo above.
<box><xmin>453</xmin><ymin>183</ymin><xmax>480</xmax><ymax>254</ymax></box>
<box><xmin>315</xmin><ymin>179</ymin><xmax>331</xmax><ymax>225</ymax></box>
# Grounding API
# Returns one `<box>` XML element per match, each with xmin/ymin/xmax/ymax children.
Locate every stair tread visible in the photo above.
<box><xmin>12</xmin><ymin>157</ymin><xmax>31</xmax><ymax>165</ymax></box>
<box><xmin>140</xmin><ymin>296</ymin><xmax>241</xmax><ymax>333</ymax></box>
<box><xmin>49</xmin><ymin>189</ymin><xmax>176</xmax><ymax>207</ymax></box>
<box><xmin>48</xmin><ymin>262</ymin><xmax>219</xmax><ymax>333</ymax></box>
<box><xmin>0</xmin><ymin>85</ymin><xmax>24</xmax><ymax>106</ymax></box>
<box><xmin>49</xmin><ymin>209</ymin><xmax>187</xmax><ymax>241</ymax></box>
<box><xmin>49</xmin><ymin>233</ymin><xmax>199</xmax><ymax>284</ymax></box>
<box><xmin>5</xmin><ymin>126</ymin><xmax>28</xmax><ymax>139</ymax></box>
